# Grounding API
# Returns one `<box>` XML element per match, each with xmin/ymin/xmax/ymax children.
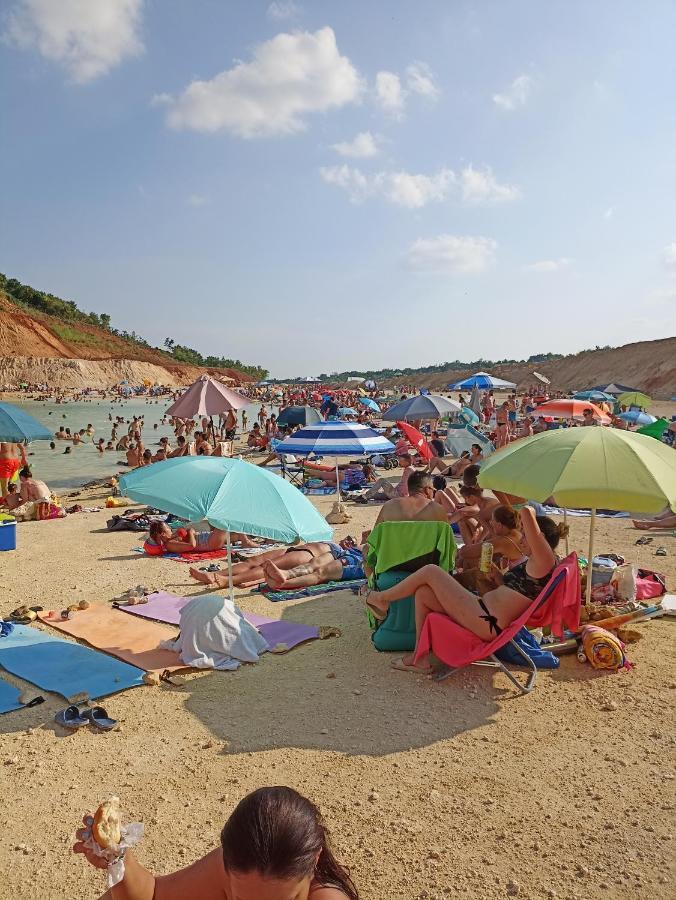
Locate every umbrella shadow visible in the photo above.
<box><xmin>180</xmin><ymin>590</ymin><xmax>504</xmax><ymax>757</ymax></box>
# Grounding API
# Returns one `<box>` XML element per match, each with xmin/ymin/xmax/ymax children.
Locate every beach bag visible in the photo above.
<box><xmin>612</xmin><ymin>564</ymin><xmax>637</xmax><ymax>602</ymax></box>
<box><xmin>326</xmin><ymin>501</ymin><xmax>350</xmax><ymax>525</ymax></box>
<box><xmin>635</xmin><ymin>569</ymin><xmax>667</xmax><ymax>600</ymax></box>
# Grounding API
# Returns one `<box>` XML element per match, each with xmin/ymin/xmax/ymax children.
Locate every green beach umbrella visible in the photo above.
<box><xmin>617</xmin><ymin>391</ymin><xmax>651</xmax><ymax>409</ymax></box>
<box><xmin>478</xmin><ymin>428</ymin><xmax>676</xmax><ymax>605</ymax></box>
<box><xmin>637</xmin><ymin>418</ymin><xmax>669</xmax><ymax>441</ymax></box>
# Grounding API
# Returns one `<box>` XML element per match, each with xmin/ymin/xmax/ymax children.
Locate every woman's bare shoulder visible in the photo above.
<box><xmin>310</xmin><ymin>887</ymin><xmax>350</xmax><ymax>900</ymax></box>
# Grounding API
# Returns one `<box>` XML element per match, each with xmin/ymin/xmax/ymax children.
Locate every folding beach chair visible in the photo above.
<box><xmin>279</xmin><ymin>455</ymin><xmax>305</xmax><ymax>487</ymax></box>
<box><xmin>416</xmin><ymin>553</ymin><xmax>581</xmax><ymax>695</ymax></box>
<box><xmin>366</xmin><ymin>522</ymin><xmax>457</xmax><ymax>652</ymax></box>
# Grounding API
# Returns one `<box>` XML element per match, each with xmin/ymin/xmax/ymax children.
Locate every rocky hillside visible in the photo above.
<box><xmin>382</xmin><ymin>337</ymin><xmax>676</xmax><ymax>399</ymax></box>
<box><xmin>0</xmin><ymin>292</ymin><xmax>253</xmax><ymax>388</ymax></box>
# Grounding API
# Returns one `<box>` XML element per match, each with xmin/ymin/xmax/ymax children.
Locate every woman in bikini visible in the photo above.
<box><xmin>144</xmin><ymin>522</ymin><xmax>258</xmax><ymax>556</ymax></box>
<box><xmin>364</xmin><ymin>506</ymin><xmax>568</xmax><ymax>673</ymax></box>
<box><xmin>74</xmin><ymin>786</ymin><xmax>358</xmax><ymax>900</ymax></box>
<box><xmin>455</xmin><ymin>504</ymin><xmax>527</xmax><ymax>572</ymax></box>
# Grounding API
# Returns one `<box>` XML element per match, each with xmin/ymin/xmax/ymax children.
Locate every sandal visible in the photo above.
<box><xmin>390</xmin><ymin>656</ymin><xmax>433</xmax><ymax>675</ymax></box>
<box><xmin>635</xmin><ymin>536</ymin><xmax>653</xmax><ymax>545</ymax></box>
<box><xmin>655</xmin><ymin>547</ymin><xmax>667</xmax><ymax>556</ymax></box>
<box><xmin>54</xmin><ymin>705</ymin><xmax>89</xmax><ymax>730</ymax></box>
<box><xmin>82</xmin><ymin>706</ymin><xmax>118</xmax><ymax>731</ymax></box>
<box><xmin>359</xmin><ymin>585</ymin><xmax>386</xmax><ymax>622</ymax></box>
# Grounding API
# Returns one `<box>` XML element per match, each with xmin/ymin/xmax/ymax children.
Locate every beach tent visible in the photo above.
<box><xmin>449</xmin><ymin>372</ymin><xmax>517</xmax><ymax>390</ymax></box>
<box><xmin>444</xmin><ymin>424</ymin><xmax>494</xmax><ymax>459</ymax></box>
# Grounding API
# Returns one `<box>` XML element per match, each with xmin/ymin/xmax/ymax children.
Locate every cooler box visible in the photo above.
<box><xmin>0</xmin><ymin>515</ymin><xmax>17</xmax><ymax>551</ymax></box>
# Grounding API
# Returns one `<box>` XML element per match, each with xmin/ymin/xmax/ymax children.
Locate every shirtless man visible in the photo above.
<box><xmin>126</xmin><ymin>441</ymin><xmax>142</xmax><ymax>467</ymax></box>
<box><xmin>356</xmin><ymin>453</ymin><xmax>415</xmax><ymax>503</ymax></box>
<box><xmin>373</xmin><ymin>470</ymin><xmax>447</xmax><ymax>527</ymax></box>
<box><xmin>0</xmin><ymin>442</ymin><xmax>27</xmax><ymax>495</ymax></box>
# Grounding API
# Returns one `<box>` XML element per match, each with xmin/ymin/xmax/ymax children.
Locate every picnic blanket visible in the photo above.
<box><xmin>38</xmin><ymin>608</ymin><xmax>184</xmax><ymax>673</ymax></box>
<box><xmin>0</xmin><ymin>678</ymin><xmax>24</xmax><ymax>714</ymax></box>
<box><xmin>121</xmin><ymin>592</ymin><xmax>326</xmax><ymax>652</ymax></box>
<box><xmin>257</xmin><ymin>578</ymin><xmax>366</xmax><ymax>602</ymax></box>
<box><xmin>0</xmin><ymin>623</ymin><xmax>145</xmax><ymax>700</ymax></box>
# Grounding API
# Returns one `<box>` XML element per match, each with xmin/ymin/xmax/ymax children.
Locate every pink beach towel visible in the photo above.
<box><xmin>415</xmin><ymin>554</ymin><xmax>581</xmax><ymax>668</ymax></box>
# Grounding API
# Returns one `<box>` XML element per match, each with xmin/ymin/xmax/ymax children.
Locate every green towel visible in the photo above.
<box><xmin>366</xmin><ymin>521</ymin><xmax>456</xmax><ymax>577</ymax></box>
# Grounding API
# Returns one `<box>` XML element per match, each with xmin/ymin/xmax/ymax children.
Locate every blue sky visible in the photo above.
<box><xmin>1</xmin><ymin>0</ymin><xmax>675</xmax><ymax>378</ymax></box>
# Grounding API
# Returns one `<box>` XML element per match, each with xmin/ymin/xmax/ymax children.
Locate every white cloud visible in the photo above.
<box><xmin>375</xmin><ymin>70</ymin><xmax>404</xmax><ymax>116</ymax></box>
<box><xmin>319</xmin><ymin>165</ymin><xmax>454</xmax><ymax>208</ymax></box>
<box><xmin>662</xmin><ymin>242</ymin><xmax>676</xmax><ymax>269</ymax></box>
<box><xmin>162</xmin><ymin>27</ymin><xmax>363</xmax><ymax>137</ymax></box>
<box><xmin>5</xmin><ymin>0</ymin><xmax>143</xmax><ymax>83</ymax></box>
<box><xmin>493</xmin><ymin>74</ymin><xmax>533</xmax><ymax>111</ymax></box>
<box><xmin>405</xmin><ymin>62</ymin><xmax>440</xmax><ymax>100</ymax></box>
<box><xmin>408</xmin><ymin>235</ymin><xmax>497</xmax><ymax>274</ymax></box>
<box><xmin>266</xmin><ymin>1</ymin><xmax>299</xmax><ymax>20</ymax></box>
<box><xmin>460</xmin><ymin>165</ymin><xmax>520</xmax><ymax>205</ymax></box>
<box><xmin>331</xmin><ymin>131</ymin><xmax>379</xmax><ymax>158</ymax></box>
<box><xmin>523</xmin><ymin>258</ymin><xmax>572</xmax><ymax>273</ymax></box>
<box><xmin>187</xmin><ymin>194</ymin><xmax>208</xmax><ymax>207</ymax></box>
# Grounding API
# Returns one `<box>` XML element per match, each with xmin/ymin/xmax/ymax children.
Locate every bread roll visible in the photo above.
<box><xmin>92</xmin><ymin>796</ymin><xmax>122</xmax><ymax>849</ymax></box>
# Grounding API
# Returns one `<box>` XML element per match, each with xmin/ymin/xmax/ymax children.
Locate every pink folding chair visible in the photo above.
<box><xmin>415</xmin><ymin>553</ymin><xmax>581</xmax><ymax>694</ymax></box>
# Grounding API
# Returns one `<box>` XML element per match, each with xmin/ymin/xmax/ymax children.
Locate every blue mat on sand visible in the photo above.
<box><xmin>0</xmin><ymin>678</ymin><xmax>23</xmax><ymax>714</ymax></box>
<box><xmin>0</xmin><ymin>625</ymin><xmax>145</xmax><ymax>701</ymax></box>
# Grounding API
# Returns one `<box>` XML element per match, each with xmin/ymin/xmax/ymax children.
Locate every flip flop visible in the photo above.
<box><xmin>54</xmin><ymin>705</ymin><xmax>89</xmax><ymax>730</ymax></box>
<box><xmin>390</xmin><ymin>656</ymin><xmax>433</xmax><ymax>675</ymax></box>
<box><xmin>655</xmin><ymin>547</ymin><xmax>667</xmax><ymax>556</ymax></box>
<box><xmin>82</xmin><ymin>706</ymin><xmax>118</xmax><ymax>731</ymax></box>
<box><xmin>359</xmin><ymin>585</ymin><xmax>386</xmax><ymax>622</ymax></box>
<box><xmin>635</xmin><ymin>536</ymin><xmax>653</xmax><ymax>545</ymax></box>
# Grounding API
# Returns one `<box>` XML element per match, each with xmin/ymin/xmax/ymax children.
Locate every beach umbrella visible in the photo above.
<box><xmin>0</xmin><ymin>403</ymin><xmax>52</xmax><ymax>443</ymax></box>
<box><xmin>277</xmin><ymin>406</ymin><xmax>322</xmax><ymax>427</ymax></box>
<box><xmin>478</xmin><ymin>428</ymin><xmax>676</xmax><ymax>605</ymax></box>
<box><xmin>359</xmin><ymin>397</ymin><xmax>380</xmax><ymax>413</ymax></box>
<box><xmin>449</xmin><ymin>372</ymin><xmax>517</xmax><ymax>390</ymax></box>
<box><xmin>166</xmin><ymin>375</ymin><xmax>248</xmax><ymax>418</ymax></box>
<box><xmin>532</xmin><ymin>372</ymin><xmax>550</xmax><ymax>385</ymax></box>
<box><xmin>468</xmin><ymin>385</ymin><xmax>482</xmax><ymax>416</ymax></box>
<box><xmin>457</xmin><ymin>406</ymin><xmax>481</xmax><ymax>426</ymax></box>
<box><xmin>573</xmin><ymin>390</ymin><xmax>616</xmax><ymax>403</ymax></box>
<box><xmin>383</xmin><ymin>394</ymin><xmax>461</xmax><ymax>422</ymax></box>
<box><xmin>533</xmin><ymin>400</ymin><xmax>611</xmax><ymax>423</ymax></box>
<box><xmin>395</xmin><ymin>421</ymin><xmax>433</xmax><ymax>460</ymax></box>
<box><xmin>617</xmin><ymin>391</ymin><xmax>651</xmax><ymax>409</ymax></box>
<box><xmin>592</xmin><ymin>383</ymin><xmax>639</xmax><ymax>395</ymax></box>
<box><xmin>276</xmin><ymin>420</ymin><xmax>395</xmax><ymax>499</ymax></box>
<box><xmin>619</xmin><ymin>410</ymin><xmax>657</xmax><ymax>427</ymax></box>
<box><xmin>636</xmin><ymin>418</ymin><xmax>669</xmax><ymax>440</ymax></box>
<box><xmin>120</xmin><ymin>457</ymin><xmax>332</xmax><ymax>602</ymax></box>
<box><xmin>338</xmin><ymin>407</ymin><xmax>357</xmax><ymax>418</ymax></box>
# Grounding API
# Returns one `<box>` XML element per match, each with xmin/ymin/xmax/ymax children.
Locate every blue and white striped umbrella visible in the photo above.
<box><xmin>276</xmin><ymin>420</ymin><xmax>395</xmax><ymax>456</ymax></box>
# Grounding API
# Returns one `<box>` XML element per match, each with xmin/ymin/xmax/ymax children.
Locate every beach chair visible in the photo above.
<box><xmin>416</xmin><ymin>554</ymin><xmax>581</xmax><ymax>695</ymax></box>
<box><xmin>366</xmin><ymin>521</ymin><xmax>457</xmax><ymax>652</ymax></box>
<box><xmin>279</xmin><ymin>455</ymin><xmax>305</xmax><ymax>487</ymax></box>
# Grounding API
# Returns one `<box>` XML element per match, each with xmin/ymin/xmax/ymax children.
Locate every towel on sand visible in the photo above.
<box><xmin>258</xmin><ymin>579</ymin><xmax>365</xmax><ymax>602</ymax></box>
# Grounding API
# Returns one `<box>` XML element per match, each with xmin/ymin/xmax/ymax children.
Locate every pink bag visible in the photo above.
<box><xmin>635</xmin><ymin>569</ymin><xmax>666</xmax><ymax>600</ymax></box>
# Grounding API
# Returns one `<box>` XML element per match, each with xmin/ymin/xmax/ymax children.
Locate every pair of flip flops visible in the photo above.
<box><xmin>7</xmin><ymin>605</ymin><xmax>43</xmax><ymax>623</ymax></box>
<box><xmin>54</xmin><ymin>705</ymin><xmax>117</xmax><ymax>731</ymax></box>
<box><xmin>635</xmin><ymin>536</ymin><xmax>653</xmax><ymax>545</ymax></box>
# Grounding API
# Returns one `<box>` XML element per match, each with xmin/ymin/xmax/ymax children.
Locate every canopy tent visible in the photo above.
<box><xmin>0</xmin><ymin>403</ymin><xmax>52</xmax><ymax>443</ymax></box>
<box><xmin>382</xmin><ymin>394</ymin><xmax>460</xmax><ymax>422</ymax></box>
<box><xmin>444</xmin><ymin>424</ymin><xmax>494</xmax><ymax>459</ymax></box>
<box><xmin>276</xmin><ymin>406</ymin><xmax>322</xmax><ymax>427</ymax></box>
<box><xmin>449</xmin><ymin>372</ymin><xmax>517</xmax><ymax>391</ymax></box>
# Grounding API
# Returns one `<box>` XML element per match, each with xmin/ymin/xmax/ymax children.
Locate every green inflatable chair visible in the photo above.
<box><xmin>365</xmin><ymin>521</ymin><xmax>456</xmax><ymax>652</ymax></box>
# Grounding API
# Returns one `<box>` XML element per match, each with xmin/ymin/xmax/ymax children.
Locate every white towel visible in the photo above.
<box><xmin>163</xmin><ymin>594</ymin><xmax>269</xmax><ymax>670</ymax></box>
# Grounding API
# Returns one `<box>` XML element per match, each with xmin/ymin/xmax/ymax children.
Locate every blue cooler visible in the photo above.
<box><xmin>0</xmin><ymin>515</ymin><xmax>17</xmax><ymax>551</ymax></box>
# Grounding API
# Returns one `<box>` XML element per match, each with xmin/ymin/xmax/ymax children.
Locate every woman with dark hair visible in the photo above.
<box><xmin>363</xmin><ymin>505</ymin><xmax>569</xmax><ymax>673</ymax></box>
<box><xmin>74</xmin><ymin>786</ymin><xmax>358</xmax><ymax>900</ymax></box>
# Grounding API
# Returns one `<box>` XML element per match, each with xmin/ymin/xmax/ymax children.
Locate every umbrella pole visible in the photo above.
<box><xmin>335</xmin><ymin>458</ymin><xmax>341</xmax><ymax>503</ymax></box>
<box><xmin>210</xmin><ymin>415</ymin><xmax>217</xmax><ymax>448</ymax></box>
<box><xmin>563</xmin><ymin>507</ymin><xmax>569</xmax><ymax>556</ymax></box>
<box><xmin>226</xmin><ymin>530</ymin><xmax>234</xmax><ymax>605</ymax></box>
<box><xmin>585</xmin><ymin>507</ymin><xmax>596</xmax><ymax>610</ymax></box>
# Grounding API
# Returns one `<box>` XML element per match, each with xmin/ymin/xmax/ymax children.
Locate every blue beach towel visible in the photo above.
<box><xmin>0</xmin><ymin>624</ymin><xmax>145</xmax><ymax>701</ymax></box>
<box><xmin>258</xmin><ymin>578</ymin><xmax>366</xmax><ymax>602</ymax></box>
<box><xmin>0</xmin><ymin>678</ymin><xmax>23</xmax><ymax>714</ymax></box>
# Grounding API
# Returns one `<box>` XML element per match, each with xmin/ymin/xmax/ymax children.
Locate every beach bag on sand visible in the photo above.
<box><xmin>326</xmin><ymin>501</ymin><xmax>350</xmax><ymax>524</ymax></box>
<box><xmin>635</xmin><ymin>569</ymin><xmax>666</xmax><ymax>600</ymax></box>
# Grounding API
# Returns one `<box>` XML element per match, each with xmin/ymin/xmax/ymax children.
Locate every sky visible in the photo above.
<box><xmin>1</xmin><ymin>0</ymin><xmax>675</xmax><ymax>378</ymax></box>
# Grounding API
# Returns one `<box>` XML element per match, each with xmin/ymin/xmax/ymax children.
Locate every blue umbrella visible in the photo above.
<box><xmin>277</xmin><ymin>406</ymin><xmax>322</xmax><ymax>427</ymax></box>
<box><xmin>619</xmin><ymin>410</ymin><xmax>657</xmax><ymax>426</ymax></box>
<box><xmin>457</xmin><ymin>406</ymin><xmax>480</xmax><ymax>426</ymax></box>
<box><xmin>449</xmin><ymin>371</ymin><xmax>516</xmax><ymax>390</ymax></box>
<box><xmin>276</xmin><ymin>421</ymin><xmax>395</xmax><ymax>499</ymax></box>
<box><xmin>338</xmin><ymin>407</ymin><xmax>357</xmax><ymax>417</ymax></box>
<box><xmin>383</xmin><ymin>394</ymin><xmax>460</xmax><ymax>421</ymax></box>
<box><xmin>358</xmin><ymin>397</ymin><xmax>380</xmax><ymax>413</ymax></box>
<box><xmin>573</xmin><ymin>390</ymin><xmax>615</xmax><ymax>403</ymax></box>
<box><xmin>0</xmin><ymin>403</ymin><xmax>52</xmax><ymax>442</ymax></box>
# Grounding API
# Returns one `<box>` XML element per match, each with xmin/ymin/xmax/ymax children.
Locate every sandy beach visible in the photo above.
<box><xmin>1</xmin><ymin>469</ymin><xmax>674</xmax><ymax>900</ymax></box>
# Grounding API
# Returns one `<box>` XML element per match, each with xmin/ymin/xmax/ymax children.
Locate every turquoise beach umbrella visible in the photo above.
<box><xmin>119</xmin><ymin>457</ymin><xmax>331</xmax><ymax>543</ymax></box>
<box><xmin>0</xmin><ymin>403</ymin><xmax>52</xmax><ymax>442</ymax></box>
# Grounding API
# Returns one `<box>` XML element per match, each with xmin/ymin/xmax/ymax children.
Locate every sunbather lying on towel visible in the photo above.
<box><xmin>362</xmin><ymin>506</ymin><xmax>568</xmax><ymax>673</ymax></box>
<box><xmin>144</xmin><ymin>521</ymin><xmax>258</xmax><ymax>555</ymax></box>
<box><xmin>261</xmin><ymin>542</ymin><xmax>365</xmax><ymax>590</ymax></box>
<box><xmin>632</xmin><ymin>509</ymin><xmax>676</xmax><ymax>529</ymax></box>
<box><xmin>74</xmin><ymin>786</ymin><xmax>358</xmax><ymax>900</ymax></box>
<box><xmin>188</xmin><ymin>538</ymin><xmax>358</xmax><ymax>588</ymax></box>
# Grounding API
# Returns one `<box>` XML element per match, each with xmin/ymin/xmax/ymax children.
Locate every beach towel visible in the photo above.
<box><xmin>528</xmin><ymin>502</ymin><xmax>630</xmax><ymax>519</ymax></box>
<box><xmin>0</xmin><ymin>623</ymin><xmax>145</xmax><ymax>700</ymax></box>
<box><xmin>37</xmin><ymin>608</ymin><xmax>184</xmax><ymax>673</ymax></box>
<box><xmin>257</xmin><ymin>579</ymin><xmax>365</xmax><ymax>602</ymax></box>
<box><xmin>121</xmin><ymin>591</ymin><xmax>325</xmax><ymax>652</ymax></box>
<box><xmin>0</xmin><ymin>678</ymin><xmax>24</xmax><ymax>714</ymax></box>
<box><xmin>581</xmin><ymin>624</ymin><xmax>631</xmax><ymax>671</ymax></box>
<box><xmin>301</xmin><ymin>485</ymin><xmax>336</xmax><ymax>495</ymax></box>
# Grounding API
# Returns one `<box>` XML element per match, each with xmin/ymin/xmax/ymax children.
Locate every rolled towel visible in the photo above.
<box><xmin>581</xmin><ymin>624</ymin><xmax>632</xmax><ymax>671</ymax></box>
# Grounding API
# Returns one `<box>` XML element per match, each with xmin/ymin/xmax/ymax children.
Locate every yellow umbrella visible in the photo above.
<box><xmin>618</xmin><ymin>391</ymin><xmax>651</xmax><ymax>408</ymax></box>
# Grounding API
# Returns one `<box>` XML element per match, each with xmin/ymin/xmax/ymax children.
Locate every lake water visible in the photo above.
<box><xmin>12</xmin><ymin>398</ymin><xmax>272</xmax><ymax>490</ymax></box>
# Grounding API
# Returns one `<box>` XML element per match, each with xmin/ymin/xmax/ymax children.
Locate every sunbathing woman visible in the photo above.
<box><xmin>145</xmin><ymin>522</ymin><xmax>258</xmax><ymax>556</ymax></box>
<box><xmin>74</xmin><ymin>786</ymin><xmax>358</xmax><ymax>900</ymax></box>
<box><xmin>363</xmin><ymin>506</ymin><xmax>568</xmax><ymax>672</ymax></box>
<box><xmin>188</xmin><ymin>538</ymin><xmax>359</xmax><ymax>589</ymax></box>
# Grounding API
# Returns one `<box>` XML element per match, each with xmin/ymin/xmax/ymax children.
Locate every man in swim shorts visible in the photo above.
<box><xmin>261</xmin><ymin>540</ymin><xmax>364</xmax><ymax>590</ymax></box>
<box><xmin>0</xmin><ymin>442</ymin><xmax>27</xmax><ymax>496</ymax></box>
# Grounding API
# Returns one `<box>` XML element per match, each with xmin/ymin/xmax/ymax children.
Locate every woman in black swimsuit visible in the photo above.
<box><xmin>364</xmin><ymin>506</ymin><xmax>569</xmax><ymax>672</ymax></box>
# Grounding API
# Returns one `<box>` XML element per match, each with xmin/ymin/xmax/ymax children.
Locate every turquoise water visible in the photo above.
<box><xmin>12</xmin><ymin>398</ymin><xmax>269</xmax><ymax>490</ymax></box>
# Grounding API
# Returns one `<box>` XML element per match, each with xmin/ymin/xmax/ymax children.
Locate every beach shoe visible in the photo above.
<box><xmin>635</xmin><ymin>536</ymin><xmax>653</xmax><ymax>545</ymax></box>
<box><xmin>655</xmin><ymin>547</ymin><xmax>667</xmax><ymax>556</ymax></box>
<box><xmin>8</xmin><ymin>606</ymin><xmax>37</xmax><ymax>623</ymax></box>
<box><xmin>205</xmin><ymin>564</ymin><xmax>221</xmax><ymax>572</ymax></box>
<box><xmin>82</xmin><ymin>706</ymin><xmax>118</xmax><ymax>731</ymax></box>
<box><xmin>54</xmin><ymin>705</ymin><xmax>89</xmax><ymax>730</ymax></box>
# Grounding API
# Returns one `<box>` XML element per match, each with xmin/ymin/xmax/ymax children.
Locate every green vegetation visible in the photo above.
<box><xmin>0</xmin><ymin>272</ymin><xmax>268</xmax><ymax>379</ymax></box>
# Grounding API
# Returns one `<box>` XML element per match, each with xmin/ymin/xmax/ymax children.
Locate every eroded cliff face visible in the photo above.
<box><xmin>0</xmin><ymin>356</ymin><xmax>209</xmax><ymax>389</ymax></box>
